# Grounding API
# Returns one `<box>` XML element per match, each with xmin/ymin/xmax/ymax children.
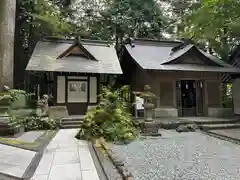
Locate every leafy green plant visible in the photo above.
<box><xmin>0</xmin><ymin>93</ymin><xmax>12</xmax><ymax>105</ymax></box>
<box><xmin>79</xmin><ymin>86</ymin><xmax>138</xmax><ymax>142</ymax></box>
<box><xmin>18</xmin><ymin>116</ymin><xmax>57</xmax><ymax>131</ymax></box>
<box><xmin>0</xmin><ymin>88</ymin><xmax>35</xmax><ymax>108</ymax></box>
<box><xmin>0</xmin><ymin>87</ymin><xmax>56</xmax><ymax>131</ymax></box>
<box><xmin>8</xmin><ymin>111</ymin><xmax>57</xmax><ymax>131</ymax></box>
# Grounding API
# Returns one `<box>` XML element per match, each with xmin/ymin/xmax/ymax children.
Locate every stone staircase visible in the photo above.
<box><xmin>60</xmin><ymin>115</ymin><xmax>84</xmax><ymax>129</ymax></box>
<box><xmin>0</xmin><ymin>106</ymin><xmax>22</xmax><ymax>136</ymax></box>
<box><xmin>198</xmin><ymin>118</ymin><xmax>240</xmax><ymax>131</ymax></box>
<box><xmin>199</xmin><ymin>123</ymin><xmax>240</xmax><ymax>130</ymax></box>
<box><xmin>155</xmin><ymin>117</ymin><xmax>240</xmax><ymax>131</ymax></box>
<box><xmin>0</xmin><ymin>117</ymin><xmax>22</xmax><ymax>136</ymax></box>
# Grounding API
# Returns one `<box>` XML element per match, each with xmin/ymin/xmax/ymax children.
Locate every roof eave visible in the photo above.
<box><xmin>25</xmin><ymin>68</ymin><xmax>122</xmax><ymax>74</ymax></box>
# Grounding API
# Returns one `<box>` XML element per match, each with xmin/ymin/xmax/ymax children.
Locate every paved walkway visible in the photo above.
<box><xmin>31</xmin><ymin>129</ymin><xmax>100</xmax><ymax>180</ymax></box>
<box><xmin>0</xmin><ymin>144</ymin><xmax>36</xmax><ymax>178</ymax></box>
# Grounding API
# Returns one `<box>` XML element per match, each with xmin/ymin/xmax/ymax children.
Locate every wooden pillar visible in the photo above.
<box><xmin>87</xmin><ymin>75</ymin><xmax>90</xmax><ymax>104</ymax></box>
<box><xmin>97</xmin><ymin>74</ymin><xmax>100</xmax><ymax>103</ymax></box>
<box><xmin>65</xmin><ymin>75</ymin><xmax>68</xmax><ymax>103</ymax></box>
<box><xmin>204</xmin><ymin>80</ymin><xmax>208</xmax><ymax>115</ymax></box>
<box><xmin>157</xmin><ymin>83</ymin><xmax>160</xmax><ymax>108</ymax></box>
<box><xmin>219</xmin><ymin>81</ymin><xmax>223</xmax><ymax>108</ymax></box>
<box><xmin>173</xmin><ymin>80</ymin><xmax>177</xmax><ymax>108</ymax></box>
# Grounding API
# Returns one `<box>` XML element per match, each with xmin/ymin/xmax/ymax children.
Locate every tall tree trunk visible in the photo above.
<box><xmin>0</xmin><ymin>0</ymin><xmax>16</xmax><ymax>90</ymax></box>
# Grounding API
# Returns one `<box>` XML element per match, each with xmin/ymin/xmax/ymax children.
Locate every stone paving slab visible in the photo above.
<box><xmin>16</xmin><ymin>131</ymin><xmax>45</xmax><ymax>143</ymax></box>
<box><xmin>48</xmin><ymin>163</ymin><xmax>82</xmax><ymax>180</ymax></box>
<box><xmin>61</xmin><ymin>115</ymin><xmax>84</xmax><ymax>120</ymax></box>
<box><xmin>209</xmin><ymin>129</ymin><xmax>240</xmax><ymax>141</ymax></box>
<box><xmin>154</xmin><ymin>117</ymin><xmax>239</xmax><ymax>125</ymax></box>
<box><xmin>0</xmin><ymin>144</ymin><xmax>36</xmax><ymax>178</ymax></box>
<box><xmin>31</xmin><ymin>129</ymin><xmax>100</xmax><ymax>180</ymax></box>
<box><xmin>109</xmin><ymin>130</ymin><xmax>240</xmax><ymax>180</ymax></box>
<box><xmin>180</xmin><ymin>116</ymin><xmax>238</xmax><ymax>123</ymax></box>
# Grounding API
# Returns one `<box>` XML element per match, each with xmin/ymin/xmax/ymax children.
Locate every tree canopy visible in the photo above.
<box><xmin>177</xmin><ymin>0</ymin><xmax>240</xmax><ymax>60</ymax></box>
<box><xmin>18</xmin><ymin>0</ymin><xmax>71</xmax><ymax>40</ymax></box>
<box><xmin>70</xmin><ymin>0</ymin><xmax>169</xmax><ymax>50</ymax></box>
<box><xmin>16</xmin><ymin>0</ymin><xmax>240</xmax><ymax>60</ymax></box>
<box><xmin>7</xmin><ymin>0</ymin><xmax>240</xmax><ymax>92</ymax></box>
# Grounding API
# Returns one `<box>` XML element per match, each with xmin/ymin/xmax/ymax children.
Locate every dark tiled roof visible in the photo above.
<box><xmin>26</xmin><ymin>38</ymin><xmax>122</xmax><ymax>74</ymax></box>
<box><xmin>125</xmin><ymin>40</ymin><xmax>179</xmax><ymax>68</ymax></box>
<box><xmin>125</xmin><ymin>39</ymin><xmax>239</xmax><ymax>73</ymax></box>
<box><xmin>221</xmin><ymin>45</ymin><xmax>240</xmax><ymax>82</ymax></box>
<box><xmin>157</xmin><ymin>64</ymin><xmax>240</xmax><ymax>73</ymax></box>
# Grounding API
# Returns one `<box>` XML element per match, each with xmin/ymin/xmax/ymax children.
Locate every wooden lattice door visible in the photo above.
<box><xmin>196</xmin><ymin>80</ymin><xmax>205</xmax><ymax>116</ymax></box>
<box><xmin>176</xmin><ymin>81</ymin><xmax>183</xmax><ymax>117</ymax></box>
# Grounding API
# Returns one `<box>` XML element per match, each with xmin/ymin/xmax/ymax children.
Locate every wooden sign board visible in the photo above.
<box><xmin>135</xmin><ymin>96</ymin><xmax>144</xmax><ymax>110</ymax></box>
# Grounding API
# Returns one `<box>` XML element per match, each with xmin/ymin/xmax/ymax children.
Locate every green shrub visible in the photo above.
<box><xmin>3</xmin><ymin>88</ymin><xmax>57</xmax><ymax>131</ymax></box>
<box><xmin>8</xmin><ymin>114</ymin><xmax>57</xmax><ymax>131</ymax></box>
<box><xmin>79</xmin><ymin>86</ymin><xmax>137</xmax><ymax>142</ymax></box>
<box><xmin>27</xmin><ymin>99</ymin><xmax>37</xmax><ymax>109</ymax></box>
<box><xmin>9</xmin><ymin>89</ymin><xmax>35</xmax><ymax>109</ymax></box>
<box><xmin>20</xmin><ymin>116</ymin><xmax>57</xmax><ymax>131</ymax></box>
<box><xmin>0</xmin><ymin>93</ymin><xmax>12</xmax><ymax>106</ymax></box>
<box><xmin>10</xmin><ymin>94</ymin><xmax>27</xmax><ymax>109</ymax></box>
<box><xmin>7</xmin><ymin>109</ymin><xmax>35</xmax><ymax>120</ymax></box>
<box><xmin>0</xmin><ymin>88</ymin><xmax>35</xmax><ymax>109</ymax></box>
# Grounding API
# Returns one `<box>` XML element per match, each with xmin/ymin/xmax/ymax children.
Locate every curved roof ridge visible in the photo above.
<box><xmin>163</xmin><ymin>44</ymin><xmax>227</xmax><ymax>67</ymax></box>
<box><xmin>162</xmin><ymin>44</ymin><xmax>194</xmax><ymax>64</ymax></box>
<box><xmin>134</xmin><ymin>38</ymin><xmax>182</xmax><ymax>43</ymax></box>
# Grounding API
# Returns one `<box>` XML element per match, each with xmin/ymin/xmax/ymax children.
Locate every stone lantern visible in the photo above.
<box><xmin>142</xmin><ymin>85</ymin><xmax>155</xmax><ymax>121</ymax></box>
<box><xmin>140</xmin><ymin>85</ymin><xmax>160</xmax><ymax>135</ymax></box>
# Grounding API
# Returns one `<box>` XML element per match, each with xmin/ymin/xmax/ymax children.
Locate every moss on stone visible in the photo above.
<box><xmin>0</xmin><ymin>130</ymin><xmax>57</xmax><ymax>151</ymax></box>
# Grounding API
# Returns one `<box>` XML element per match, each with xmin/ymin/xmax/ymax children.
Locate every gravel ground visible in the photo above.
<box><xmin>108</xmin><ymin>130</ymin><xmax>240</xmax><ymax>180</ymax></box>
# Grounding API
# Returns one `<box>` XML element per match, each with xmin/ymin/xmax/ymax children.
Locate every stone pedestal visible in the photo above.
<box><xmin>142</xmin><ymin>122</ymin><xmax>159</xmax><ymax>133</ymax></box>
<box><xmin>144</xmin><ymin>103</ymin><xmax>154</xmax><ymax>122</ymax></box>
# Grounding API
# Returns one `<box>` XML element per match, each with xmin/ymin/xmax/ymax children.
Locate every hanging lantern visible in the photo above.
<box><xmin>178</xmin><ymin>82</ymin><xmax>181</xmax><ymax>88</ymax></box>
<box><xmin>200</xmin><ymin>82</ymin><xmax>203</xmax><ymax>88</ymax></box>
<box><xmin>193</xmin><ymin>82</ymin><xmax>196</xmax><ymax>88</ymax></box>
<box><xmin>186</xmin><ymin>83</ymin><xmax>188</xmax><ymax>89</ymax></box>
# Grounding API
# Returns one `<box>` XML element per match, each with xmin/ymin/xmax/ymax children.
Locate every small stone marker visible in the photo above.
<box><xmin>36</xmin><ymin>94</ymin><xmax>49</xmax><ymax>117</ymax></box>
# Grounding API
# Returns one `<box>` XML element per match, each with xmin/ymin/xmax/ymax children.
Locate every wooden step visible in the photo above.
<box><xmin>199</xmin><ymin>123</ymin><xmax>240</xmax><ymax>131</ymax></box>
